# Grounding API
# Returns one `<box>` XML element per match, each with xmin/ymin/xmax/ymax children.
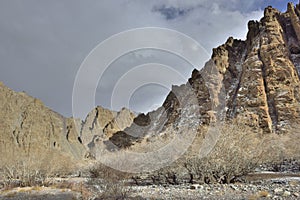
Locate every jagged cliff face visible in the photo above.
<box><xmin>214</xmin><ymin>3</ymin><xmax>300</xmax><ymax>133</ymax></box>
<box><xmin>174</xmin><ymin>3</ymin><xmax>300</xmax><ymax>135</ymax></box>
<box><xmin>106</xmin><ymin>3</ymin><xmax>300</xmax><ymax>151</ymax></box>
<box><xmin>80</xmin><ymin>106</ymin><xmax>135</xmax><ymax>158</ymax></box>
<box><xmin>81</xmin><ymin>106</ymin><xmax>135</xmax><ymax>144</ymax></box>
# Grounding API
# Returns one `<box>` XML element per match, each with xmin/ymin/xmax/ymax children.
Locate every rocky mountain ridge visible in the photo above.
<box><xmin>103</xmin><ymin>2</ymin><xmax>300</xmax><ymax>152</ymax></box>
<box><xmin>0</xmin><ymin>81</ymin><xmax>135</xmax><ymax>159</ymax></box>
<box><xmin>1</xmin><ymin>2</ymin><xmax>300</xmax><ymax>160</ymax></box>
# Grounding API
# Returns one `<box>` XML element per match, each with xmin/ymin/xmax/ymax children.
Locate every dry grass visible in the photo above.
<box><xmin>0</xmin><ymin>145</ymin><xmax>78</xmax><ymax>189</ymax></box>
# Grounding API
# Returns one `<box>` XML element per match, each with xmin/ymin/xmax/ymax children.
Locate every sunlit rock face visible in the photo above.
<box><xmin>189</xmin><ymin>4</ymin><xmax>300</xmax><ymax>134</ymax></box>
<box><xmin>107</xmin><ymin>3</ymin><xmax>300</xmax><ymax>152</ymax></box>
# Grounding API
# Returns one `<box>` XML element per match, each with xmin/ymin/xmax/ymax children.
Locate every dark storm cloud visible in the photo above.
<box><xmin>152</xmin><ymin>5</ymin><xmax>193</xmax><ymax>20</ymax></box>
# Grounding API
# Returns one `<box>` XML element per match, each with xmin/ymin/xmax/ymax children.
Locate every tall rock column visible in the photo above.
<box><xmin>259</xmin><ymin>6</ymin><xmax>300</xmax><ymax>132</ymax></box>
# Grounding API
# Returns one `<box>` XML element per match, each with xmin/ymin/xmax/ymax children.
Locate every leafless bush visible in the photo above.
<box><xmin>183</xmin><ymin>121</ymin><xmax>267</xmax><ymax>184</ymax></box>
<box><xmin>182</xmin><ymin>122</ymin><xmax>300</xmax><ymax>184</ymax></box>
<box><xmin>0</xmin><ymin>146</ymin><xmax>78</xmax><ymax>189</ymax></box>
<box><xmin>2</xmin><ymin>160</ymin><xmax>47</xmax><ymax>187</ymax></box>
<box><xmin>89</xmin><ymin>162</ymin><xmax>132</xmax><ymax>200</ymax></box>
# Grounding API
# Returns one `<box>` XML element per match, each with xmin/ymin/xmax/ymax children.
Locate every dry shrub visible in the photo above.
<box><xmin>88</xmin><ymin>162</ymin><xmax>132</xmax><ymax>200</ymax></box>
<box><xmin>0</xmin><ymin>145</ymin><xmax>78</xmax><ymax>189</ymax></box>
<box><xmin>181</xmin><ymin>121</ymin><xmax>300</xmax><ymax>184</ymax></box>
<box><xmin>183</xmin><ymin>121</ymin><xmax>268</xmax><ymax>184</ymax></box>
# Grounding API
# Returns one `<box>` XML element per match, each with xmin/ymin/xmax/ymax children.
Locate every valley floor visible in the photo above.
<box><xmin>130</xmin><ymin>177</ymin><xmax>300</xmax><ymax>200</ymax></box>
<box><xmin>1</xmin><ymin>173</ymin><xmax>300</xmax><ymax>200</ymax></box>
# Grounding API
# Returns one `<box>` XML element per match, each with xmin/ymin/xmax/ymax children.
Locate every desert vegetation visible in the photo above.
<box><xmin>0</xmin><ymin>121</ymin><xmax>299</xmax><ymax>199</ymax></box>
<box><xmin>182</xmin><ymin>122</ymin><xmax>265</xmax><ymax>184</ymax></box>
<box><xmin>0</xmin><ymin>144</ymin><xmax>78</xmax><ymax>189</ymax></box>
<box><xmin>131</xmin><ymin>121</ymin><xmax>300</xmax><ymax>186</ymax></box>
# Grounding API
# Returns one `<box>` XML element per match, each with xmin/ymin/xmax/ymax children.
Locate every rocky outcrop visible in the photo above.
<box><xmin>103</xmin><ymin>107</ymin><xmax>136</xmax><ymax>138</ymax></box>
<box><xmin>197</xmin><ymin>4</ymin><xmax>300</xmax><ymax>134</ymax></box>
<box><xmin>80</xmin><ymin>106</ymin><xmax>116</xmax><ymax>148</ymax></box>
<box><xmin>80</xmin><ymin>106</ymin><xmax>135</xmax><ymax>157</ymax></box>
<box><xmin>236</xmin><ymin>4</ymin><xmax>299</xmax><ymax>133</ymax></box>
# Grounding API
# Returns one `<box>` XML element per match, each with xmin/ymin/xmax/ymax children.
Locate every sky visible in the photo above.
<box><xmin>0</xmin><ymin>0</ymin><xmax>298</xmax><ymax>119</ymax></box>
